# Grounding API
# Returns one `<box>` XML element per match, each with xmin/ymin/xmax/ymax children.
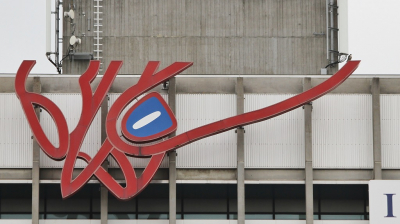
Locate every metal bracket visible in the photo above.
<box><xmin>302</xmin><ymin>102</ymin><xmax>313</xmax><ymax>110</ymax></box>
<box><xmin>328</xmin><ymin>4</ymin><xmax>338</xmax><ymax>9</ymax></box>
<box><xmin>167</xmin><ymin>152</ymin><xmax>178</xmax><ymax>157</ymax></box>
<box><xmin>235</xmin><ymin>126</ymin><xmax>245</xmax><ymax>133</ymax></box>
<box><xmin>162</xmin><ymin>81</ymin><xmax>169</xmax><ymax>90</ymax></box>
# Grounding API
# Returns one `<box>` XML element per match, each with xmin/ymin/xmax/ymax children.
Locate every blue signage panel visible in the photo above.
<box><xmin>125</xmin><ymin>96</ymin><xmax>172</xmax><ymax>137</ymax></box>
<box><xmin>121</xmin><ymin>92</ymin><xmax>177</xmax><ymax>142</ymax></box>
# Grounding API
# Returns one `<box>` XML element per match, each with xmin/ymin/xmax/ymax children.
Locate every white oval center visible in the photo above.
<box><xmin>132</xmin><ymin>111</ymin><xmax>161</xmax><ymax>130</ymax></box>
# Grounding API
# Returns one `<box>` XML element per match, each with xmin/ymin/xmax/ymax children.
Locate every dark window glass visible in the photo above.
<box><xmin>183</xmin><ymin>184</ymin><xmax>228</xmax><ymax>214</ymax></box>
<box><xmin>138</xmin><ymin>184</ymin><xmax>169</xmax><ymax>219</ymax></box>
<box><xmin>0</xmin><ymin>183</ymin><xmax>369</xmax><ymax>220</ymax></box>
<box><xmin>316</xmin><ymin>184</ymin><xmax>368</xmax><ymax>220</ymax></box>
<box><xmin>40</xmin><ymin>184</ymin><xmax>99</xmax><ymax>219</ymax></box>
<box><xmin>0</xmin><ymin>184</ymin><xmax>32</xmax><ymax>219</ymax></box>
<box><xmin>275</xmin><ymin>185</ymin><xmax>305</xmax><ymax>214</ymax></box>
<box><xmin>245</xmin><ymin>185</ymin><xmax>273</xmax><ymax>213</ymax></box>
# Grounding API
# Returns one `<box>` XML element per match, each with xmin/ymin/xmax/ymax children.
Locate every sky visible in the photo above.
<box><xmin>0</xmin><ymin>0</ymin><xmax>59</xmax><ymax>74</ymax></box>
<box><xmin>345</xmin><ymin>0</ymin><xmax>400</xmax><ymax>74</ymax></box>
<box><xmin>0</xmin><ymin>0</ymin><xmax>399</xmax><ymax>75</ymax></box>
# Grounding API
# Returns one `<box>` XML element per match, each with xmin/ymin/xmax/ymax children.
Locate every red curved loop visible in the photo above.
<box><xmin>15</xmin><ymin>61</ymin><xmax>69</xmax><ymax>160</ymax></box>
<box><xmin>106</xmin><ymin>61</ymin><xmax>193</xmax><ymax>155</ymax></box>
<box><xmin>60</xmin><ymin>61</ymin><xmax>122</xmax><ymax>198</ymax></box>
<box><xmin>76</xmin><ymin>144</ymin><xmax>165</xmax><ymax>200</ymax></box>
<box><xmin>16</xmin><ymin>59</ymin><xmax>360</xmax><ymax>200</ymax></box>
<box><xmin>107</xmin><ymin>60</ymin><xmax>361</xmax><ymax>157</ymax></box>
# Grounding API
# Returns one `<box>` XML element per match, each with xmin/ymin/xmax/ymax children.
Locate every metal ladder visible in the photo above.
<box><xmin>327</xmin><ymin>0</ymin><xmax>339</xmax><ymax>65</ymax></box>
<box><xmin>94</xmin><ymin>0</ymin><xmax>103</xmax><ymax>72</ymax></box>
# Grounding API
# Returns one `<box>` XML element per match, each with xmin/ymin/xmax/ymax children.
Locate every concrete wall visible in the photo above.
<box><xmin>62</xmin><ymin>0</ymin><xmax>328</xmax><ymax>75</ymax></box>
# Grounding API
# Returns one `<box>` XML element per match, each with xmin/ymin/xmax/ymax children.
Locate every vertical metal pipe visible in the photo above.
<box><xmin>326</xmin><ymin>0</ymin><xmax>330</xmax><ymax>62</ymax></box>
<box><xmin>329</xmin><ymin>0</ymin><xmax>336</xmax><ymax>64</ymax></box>
<box><xmin>55</xmin><ymin>0</ymin><xmax>60</xmax><ymax>71</ymax></box>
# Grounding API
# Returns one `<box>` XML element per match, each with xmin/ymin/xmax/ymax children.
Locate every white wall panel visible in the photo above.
<box><xmin>244</xmin><ymin>94</ymin><xmax>304</xmax><ymax>168</ymax></box>
<box><xmin>176</xmin><ymin>94</ymin><xmax>237</xmax><ymax>168</ymax></box>
<box><xmin>40</xmin><ymin>94</ymin><xmax>101</xmax><ymax>168</ymax></box>
<box><xmin>313</xmin><ymin>94</ymin><xmax>373</xmax><ymax>169</ymax></box>
<box><xmin>108</xmin><ymin>93</ymin><xmax>169</xmax><ymax>168</ymax></box>
<box><xmin>0</xmin><ymin>94</ymin><xmax>32</xmax><ymax>168</ymax></box>
<box><xmin>381</xmin><ymin>95</ymin><xmax>400</xmax><ymax>169</ymax></box>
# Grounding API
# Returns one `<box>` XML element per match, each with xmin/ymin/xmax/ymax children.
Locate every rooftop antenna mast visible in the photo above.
<box><xmin>46</xmin><ymin>0</ymin><xmax>64</xmax><ymax>74</ymax></box>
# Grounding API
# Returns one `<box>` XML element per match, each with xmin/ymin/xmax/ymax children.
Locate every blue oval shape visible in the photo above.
<box><xmin>125</xmin><ymin>96</ymin><xmax>173</xmax><ymax>138</ymax></box>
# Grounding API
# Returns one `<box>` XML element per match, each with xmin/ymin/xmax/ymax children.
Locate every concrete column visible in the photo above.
<box><xmin>372</xmin><ymin>78</ymin><xmax>382</xmax><ymax>179</ymax></box>
<box><xmin>168</xmin><ymin>78</ymin><xmax>177</xmax><ymax>224</ymax></box>
<box><xmin>303</xmin><ymin>78</ymin><xmax>313</xmax><ymax>224</ymax></box>
<box><xmin>100</xmin><ymin>96</ymin><xmax>109</xmax><ymax>224</ymax></box>
<box><xmin>236</xmin><ymin>77</ymin><xmax>245</xmax><ymax>224</ymax></box>
<box><xmin>32</xmin><ymin>77</ymin><xmax>41</xmax><ymax>224</ymax></box>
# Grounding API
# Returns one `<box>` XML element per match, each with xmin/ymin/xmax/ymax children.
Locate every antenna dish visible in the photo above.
<box><xmin>69</xmin><ymin>36</ymin><xmax>81</xmax><ymax>46</ymax></box>
<box><xmin>64</xmin><ymin>9</ymin><xmax>75</xmax><ymax>19</ymax></box>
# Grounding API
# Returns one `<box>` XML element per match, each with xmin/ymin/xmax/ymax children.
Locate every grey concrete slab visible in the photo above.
<box><xmin>245</xmin><ymin>169</ymin><xmax>306</xmax><ymax>180</ymax></box>
<box><xmin>244</xmin><ymin>77</ymin><xmax>303</xmax><ymax>94</ymax></box>
<box><xmin>383</xmin><ymin>170</ymin><xmax>400</xmax><ymax>180</ymax></box>
<box><xmin>380</xmin><ymin>78</ymin><xmax>400</xmax><ymax>94</ymax></box>
<box><xmin>177</xmin><ymin>169</ymin><xmax>236</xmax><ymax>180</ymax></box>
<box><xmin>313</xmin><ymin>170</ymin><xmax>373</xmax><ymax>180</ymax></box>
<box><xmin>0</xmin><ymin>169</ymin><xmax>32</xmax><ymax>179</ymax></box>
<box><xmin>176</xmin><ymin>77</ymin><xmax>236</xmax><ymax>93</ymax></box>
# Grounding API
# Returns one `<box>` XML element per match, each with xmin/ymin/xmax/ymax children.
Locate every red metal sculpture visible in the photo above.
<box><xmin>15</xmin><ymin>60</ymin><xmax>360</xmax><ymax>200</ymax></box>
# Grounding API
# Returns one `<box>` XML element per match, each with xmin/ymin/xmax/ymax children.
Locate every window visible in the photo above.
<box><xmin>0</xmin><ymin>183</ymin><xmax>368</xmax><ymax>220</ymax></box>
<box><xmin>181</xmin><ymin>184</ymin><xmax>231</xmax><ymax>219</ymax></box>
<box><xmin>41</xmin><ymin>184</ymin><xmax>99</xmax><ymax>219</ymax></box>
<box><xmin>0</xmin><ymin>184</ymin><xmax>32</xmax><ymax>219</ymax></box>
<box><xmin>316</xmin><ymin>184</ymin><xmax>368</xmax><ymax>220</ymax></box>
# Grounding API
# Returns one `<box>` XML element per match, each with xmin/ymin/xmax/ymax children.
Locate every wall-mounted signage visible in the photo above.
<box><xmin>370</xmin><ymin>180</ymin><xmax>400</xmax><ymax>224</ymax></box>
<box><xmin>15</xmin><ymin>60</ymin><xmax>360</xmax><ymax>200</ymax></box>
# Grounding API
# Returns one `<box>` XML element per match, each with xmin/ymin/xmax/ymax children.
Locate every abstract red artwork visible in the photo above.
<box><xmin>15</xmin><ymin>60</ymin><xmax>360</xmax><ymax>200</ymax></box>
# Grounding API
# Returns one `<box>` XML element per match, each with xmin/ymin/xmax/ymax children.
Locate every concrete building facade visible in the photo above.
<box><xmin>1</xmin><ymin>1</ymin><xmax>398</xmax><ymax>224</ymax></box>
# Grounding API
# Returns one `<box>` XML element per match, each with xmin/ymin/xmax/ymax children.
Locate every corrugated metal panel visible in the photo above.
<box><xmin>40</xmin><ymin>94</ymin><xmax>101</xmax><ymax>168</ymax></box>
<box><xmin>176</xmin><ymin>94</ymin><xmax>237</xmax><ymax>168</ymax></box>
<box><xmin>108</xmin><ymin>93</ymin><xmax>169</xmax><ymax>168</ymax></box>
<box><xmin>381</xmin><ymin>95</ymin><xmax>400</xmax><ymax>169</ymax></box>
<box><xmin>0</xmin><ymin>94</ymin><xmax>32</xmax><ymax>168</ymax></box>
<box><xmin>244</xmin><ymin>94</ymin><xmax>304</xmax><ymax>168</ymax></box>
<box><xmin>312</xmin><ymin>94</ymin><xmax>373</xmax><ymax>169</ymax></box>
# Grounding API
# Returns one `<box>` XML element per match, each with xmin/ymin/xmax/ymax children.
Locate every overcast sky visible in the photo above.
<box><xmin>0</xmin><ymin>0</ymin><xmax>399</xmax><ymax>75</ymax></box>
<box><xmin>346</xmin><ymin>0</ymin><xmax>400</xmax><ymax>74</ymax></box>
